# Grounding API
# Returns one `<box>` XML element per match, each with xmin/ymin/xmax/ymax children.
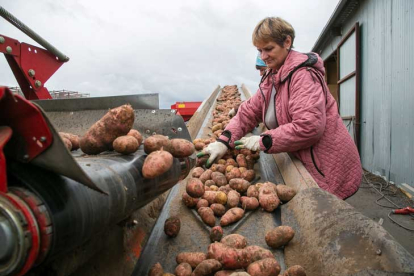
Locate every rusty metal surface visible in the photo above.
<box><xmin>282</xmin><ymin>188</ymin><xmax>414</xmax><ymax>276</ymax></box>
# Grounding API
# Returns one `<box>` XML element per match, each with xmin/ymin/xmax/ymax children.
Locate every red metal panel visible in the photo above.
<box><xmin>171</xmin><ymin>101</ymin><xmax>202</xmax><ymax>121</ymax></box>
<box><xmin>0</xmin><ymin>126</ymin><xmax>12</xmax><ymax>193</ymax></box>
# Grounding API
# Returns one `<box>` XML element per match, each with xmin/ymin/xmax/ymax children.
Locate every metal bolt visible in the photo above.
<box><xmin>35</xmin><ymin>80</ymin><xmax>42</xmax><ymax>88</ymax></box>
<box><xmin>28</xmin><ymin>69</ymin><xmax>35</xmax><ymax>77</ymax></box>
<box><xmin>376</xmin><ymin>249</ymin><xmax>382</xmax><ymax>255</ymax></box>
<box><xmin>145</xmin><ymin>130</ymin><xmax>151</xmax><ymax>134</ymax></box>
<box><xmin>152</xmin><ymin>132</ymin><xmax>157</xmax><ymax>135</ymax></box>
<box><xmin>6</xmin><ymin>46</ymin><xmax>12</xmax><ymax>54</ymax></box>
<box><xmin>171</xmin><ymin>109</ymin><xmax>176</xmax><ymax>113</ymax></box>
<box><xmin>178</xmin><ymin>127</ymin><xmax>182</xmax><ymax>132</ymax></box>
<box><xmin>23</xmin><ymin>154</ymin><xmax>29</xmax><ymax>160</ymax></box>
<box><xmin>151</xmin><ymin>110</ymin><xmax>156</xmax><ymax>114</ymax></box>
<box><xmin>132</xmin><ymin>220</ymin><xmax>138</xmax><ymax>225</ymax></box>
<box><xmin>0</xmin><ymin>36</ymin><xmax>4</xmax><ymax>44</ymax></box>
<box><xmin>40</xmin><ymin>136</ymin><xmax>47</xmax><ymax>142</ymax></box>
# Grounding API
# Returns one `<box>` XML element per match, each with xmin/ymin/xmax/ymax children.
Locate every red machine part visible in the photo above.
<box><xmin>0</xmin><ymin>126</ymin><xmax>12</xmax><ymax>193</ymax></box>
<box><xmin>0</xmin><ymin>34</ymin><xmax>65</xmax><ymax>100</ymax></box>
<box><xmin>0</xmin><ymin>87</ymin><xmax>53</xmax><ymax>164</ymax></box>
<box><xmin>393</xmin><ymin>207</ymin><xmax>414</xmax><ymax>215</ymax></box>
<box><xmin>171</xmin><ymin>101</ymin><xmax>202</xmax><ymax>121</ymax></box>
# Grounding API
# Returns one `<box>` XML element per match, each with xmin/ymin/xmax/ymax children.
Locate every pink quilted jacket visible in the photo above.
<box><xmin>219</xmin><ymin>50</ymin><xmax>362</xmax><ymax>199</ymax></box>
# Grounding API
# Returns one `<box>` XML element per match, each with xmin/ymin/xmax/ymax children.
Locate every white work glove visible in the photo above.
<box><xmin>228</xmin><ymin>108</ymin><xmax>236</xmax><ymax>118</ymax></box>
<box><xmin>196</xmin><ymin>141</ymin><xmax>228</xmax><ymax>168</ymax></box>
<box><xmin>234</xmin><ymin>136</ymin><xmax>261</xmax><ymax>151</ymax></box>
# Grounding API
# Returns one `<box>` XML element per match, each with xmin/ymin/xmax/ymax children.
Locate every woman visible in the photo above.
<box><xmin>199</xmin><ymin>17</ymin><xmax>362</xmax><ymax>199</ymax></box>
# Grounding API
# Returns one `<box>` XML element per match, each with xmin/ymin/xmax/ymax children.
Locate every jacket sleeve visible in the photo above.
<box><xmin>259</xmin><ymin>68</ymin><xmax>326</xmax><ymax>153</ymax></box>
<box><xmin>218</xmin><ymin>88</ymin><xmax>263</xmax><ymax>148</ymax></box>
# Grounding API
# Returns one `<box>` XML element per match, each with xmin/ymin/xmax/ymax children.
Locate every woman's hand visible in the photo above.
<box><xmin>235</xmin><ymin>136</ymin><xmax>261</xmax><ymax>151</ymax></box>
<box><xmin>196</xmin><ymin>141</ymin><xmax>228</xmax><ymax>168</ymax></box>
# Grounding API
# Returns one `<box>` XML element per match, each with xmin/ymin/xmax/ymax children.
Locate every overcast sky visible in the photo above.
<box><xmin>0</xmin><ymin>0</ymin><xmax>339</xmax><ymax>108</ymax></box>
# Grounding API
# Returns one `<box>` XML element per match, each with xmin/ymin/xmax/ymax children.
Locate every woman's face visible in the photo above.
<box><xmin>256</xmin><ymin>39</ymin><xmax>290</xmax><ymax>70</ymax></box>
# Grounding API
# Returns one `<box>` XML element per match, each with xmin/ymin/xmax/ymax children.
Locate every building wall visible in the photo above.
<box><xmin>317</xmin><ymin>0</ymin><xmax>414</xmax><ymax>188</ymax></box>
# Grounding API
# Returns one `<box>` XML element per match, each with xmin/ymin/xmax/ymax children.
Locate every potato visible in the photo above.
<box><xmin>182</xmin><ymin>192</ymin><xmax>198</xmax><ymax>208</ymax></box>
<box><xmin>207</xmin><ymin>242</ymin><xmax>250</xmax><ymax>269</ymax></box>
<box><xmin>238</xmin><ymin>167</ymin><xmax>247</xmax><ymax>174</ymax></box>
<box><xmin>196</xmin><ymin>199</ymin><xmax>210</xmax><ymax>210</ymax></box>
<box><xmin>212</xmin><ymin>123</ymin><xmax>223</xmax><ymax>132</ymax></box>
<box><xmin>211</xmin><ymin>172</ymin><xmax>227</xmax><ymax>187</ymax></box>
<box><xmin>59</xmin><ymin>132</ymin><xmax>80</xmax><ymax>150</ymax></box>
<box><xmin>176</xmin><ymin>252</ymin><xmax>207</xmax><ymax>268</ymax></box>
<box><xmin>199</xmin><ymin>169</ymin><xmax>213</xmax><ymax>183</ymax></box>
<box><xmin>192</xmin><ymin>167</ymin><xmax>205</xmax><ymax>178</ymax></box>
<box><xmin>258</xmin><ymin>182</ymin><xmax>280</xmax><ymax>212</ymax></box>
<box><xmin>210</xmin><ymin>226</ymin><xmax>224</xmax><ymax>242</ymax></box>
<box><xmin>283</xmin><ymin>265</ymin><xmax>306</xmax><ymax>276</ymax></box>
<box><xmin>127</xmin><ymin>129</ymin><xmax>143</xmax><ymax>145</ymax></box>
<box><xmin>198</xmin><ymin>207</ymin><xmax>216</xmax><ymax>227</ymax></box>
<box><xmin>240</xmin><ymin>196</ymin><xmax>259</xmax><ymax>210</ymax></box>
<box><xmin>227</xmin><ymin>190</ymin><xmax>240</xmax><ymax>208</ymax></box>
<box><xmin>202</xmin><ymin>191</ymin><xmax>218</xmax><ymax>205</ymax></box>
<box><xmin>240</xmin><ymin>149</ymin><xmax>252</xmax><ymax>156</ymax></box>
<box><xmin>247</xmin><ymin>185</ymin><xmax>259</xmax><ymax>198</ymax></box>
<box><xmin>236</xmin><ymin>154</ymin><xmax>248</xmax><ymax>168</ymax></box>
<box><xmin>164</xmin><ymin>216</ymin><xmax>180</xmax><ymax>237</ymax></box>
<box><xmin>218</xmin><ymin>159</ymin><xmax>226</xmax><ymax>165</ymax></box>
<box><xmin>113</xmin><ymin>135</ymin><xmax>139</xmax><ymax>154</ymax></box>
<box><xmin>221</xmin><ymin>234</ymin><xmax>247</xmax><ymax>249</ymax></box>
<box><xmin>205</xmin><ymin>180</ymin><xmax>216</xmax><ymax>187</ymax></box>
<box><xmin>226</xmin><ymin>168</ymin><xmax>242</xmax><ymax>182</ymax></box>
<box><xmin>62</xmin><ymin>137</ymin><xmax>72</xmax><ymax>151</ymax></box>
<box><xmin>245</xmin><ymin>155</ymin><xmax>255</xmax><ymax>169</ymax></box>
<box><xmin>80</xmin><ymin>104</ymin><xmax>134</xmax><ymax>154</ymax></box>
<box><xmin>275</xmin><ymin>185</ymin><xmax>296</xmax><ymax>202</ymax></box>
<box><xmin>215</xmin><ymin>164</ymin><xmax>226</xmax><ymax>174</ymax></box>
<box><xmin>220</xmin><ymin>207</ymin><xmax>244</xmax><ymax>226</ymax></box>
<box><xmin>175</xmin><ymin>262</ymin><xmax>192</xmax><ymax>276</ymax></box>
<box><xmin>144</xmin><ymin>135</ymin><xmax>169</xmax><ymax>154</ymax></box>
<box><xmin>210</xmin><ymin>203</ymin><xmax>226</xmax><ymax>217</ymax></box>
<box><xmin>229</xmin><ymin>178</ymin><xmax>250</xmax><ymax>194</ymax></box>
<box><xmin>265</xmin><ymin>226</ymin><xmax>295</xmax><ymax>249</ymax></box>
<box><xmin>149</xmin><ymin>262</ymin><xmax>164</xmax><ymax>276</ymax></box>
<box><xmin>244</xmin><ymin>245</ymin><xmax>274</xmax><ymax>263</ymax></box>
<box><xmin>167</xmin><ymin>138</ymin><xmax>195</xmax><ymax>158</ymax></box>
<box><xmin>241</xmin><ymin>170</ymin><xmax>256</xmax><ymax>182</ymax></box>
<box><xmin>193</xmin><ymin>138</ymin><xmax>203</xmax><ymax>144</ymax></box>
<box><xmin>210</xmin><ymin>185</ymin><xmax>219</xmax><ymax>191</ymax></box>
<box><xmin>214</xmin><ymin>271</ymin><xmax>237</xmax><ymax>276</ymax></box>
<box><xmin>142</xmin><ymin>150</ymin><xmax>173</xmax><ymax>179</ymax></box>
<box><xmin>195</xmin><ymin>142</ymin><xmax>206</xmax><ymax>151</ymax></box>
<box><xmin>193</xmin><ymin>259</ymin><xmax>222</xmax><ymax>276</ymax></box>
<box><xmin>247</xmin><ymin>258</ymin><xmax>281</xmax><ymax>276</ymax></box>
<box><xmin>215</xmin><ymin>191</ymin><xmax>228</xmax><ymax>205</ymax></box>
<box><xmin>218</xmin><ymin>185</ymin><xmax>232</xmax><ymax>195</ymax></box>
<box><xmin>226</xmin><ymin>165</ymin><xmax>235</xmax><ymax>173</ymax></box>
<box><xmin>186</xmin><ymin>178</ymin><xmax>205</xmax><ymax>198</ymax></box>
<box><xmin>196</xmin><ymin>156</ymin><xmax>208</xmax><ymax>167</ymax></box>
<box><xmin>226</xmin><ymin>159</ymin><xmax>238</xmax><ymax>167</ymax></box>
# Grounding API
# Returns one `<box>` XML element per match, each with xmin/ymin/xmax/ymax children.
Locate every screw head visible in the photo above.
<box><xmin>171</xmin><ymin>109</ymin><xmax>176</xmax><ymax>113</ymax></box>
<box><xmin>35</xmin><ymin>80</ymin><xmax>42</xmax><ymax>88</ymax></box>
<box><xmin>23</xmin><ymin>154</ymin><xmax>29</xmax><ymax>160</ymax></box>
<box><xmin>178</xmin><ymin>127</ymin><xmax>182</xmax><ymax>132</ymax></box>
<box><xmin>6</xmin><ymin>46</ymin><xmax>12</xmax><ymax>54</ymax></box>
<box><xmin>28</xmin><ymin>69</ymin><xmax>35</xmax><ymax>77</ymax></box>
<box><xmin>152</xmin><ymin>132</ymin><xmax>157</xmax><ymax>135</ymax></box>
<box><xmin>0</xmin><ymin>36</ymin><xmax>4</xmax><ymax>44</ymax></box>
<box><xmin>151</xmin><ymin>110</ymin><xmax>156</xmax><ymax>114</ymax></box>
<box><xmin>376</xmin><ymin>249</ymin><xmax>382</xmax><ymax>255</ymax></box>
<box><xmin>40</xmin><ymin>136</ymin><xmax>47</xmax><ymax>142</ymax></box>
<box><xmin>145</xmin><ymin>130</ymin><xmax>151</xmax><ymax>134</ymax></box>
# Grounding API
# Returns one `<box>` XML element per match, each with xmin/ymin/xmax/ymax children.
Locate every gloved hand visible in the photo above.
<box><xmin>234</xmin><ymin>136</ymin><xmax>261</xmax><ymax>151</ymax></box>
<box><xmin>228</xmin><ymin>108</ymin><xmax>236</xmax><ymax>118</ymax></box>
<box><xmin>196</xmin><ymin>141</ymin><xmax>228</xmax><ymax>168</ymax></box>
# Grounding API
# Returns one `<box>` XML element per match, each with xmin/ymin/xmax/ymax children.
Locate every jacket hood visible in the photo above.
<box><xmin>273</xmin><ymin>50</ymin><xmax>325</xmax><ymax>83</ymax></box>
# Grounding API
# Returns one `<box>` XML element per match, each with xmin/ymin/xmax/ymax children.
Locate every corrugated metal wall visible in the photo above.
<box><xmin>318</xmin><ymin>0</ymin><xmax>414</xmax><ymax>188</ymax></box>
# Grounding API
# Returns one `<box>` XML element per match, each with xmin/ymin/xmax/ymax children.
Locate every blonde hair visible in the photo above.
<box><xmin>252</xmin><ymin>17</ymin><xmax>295</xmax><ymax>48</ymax></box>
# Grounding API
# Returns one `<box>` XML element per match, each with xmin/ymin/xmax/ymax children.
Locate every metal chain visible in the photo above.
<box><xmin>0</xmin><ymin>6</ymin><xmax>69</xmax><ymax>62</ymax></box>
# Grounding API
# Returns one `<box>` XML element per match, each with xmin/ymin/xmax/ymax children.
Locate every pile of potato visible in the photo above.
<box><xmin>58</xmin><ymin>104</ymin><xmax>195</xmax><ymax>179</ymax></box>
<box><xmin>149</xmin><ymin>232</ymin><xmax>306</xmax><ymax>276</ymax></box>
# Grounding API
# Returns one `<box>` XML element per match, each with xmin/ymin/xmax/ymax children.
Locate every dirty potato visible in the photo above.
<box><xmin>176</xmin><ymin>252</ymin><xmax>207</xmax><ymax>268</ymax></box>
<box><xmin>113</xmin><ymin>135</ymin><xmax>139</xmax><ymax>154</ymax></box>
<box><xmin>164</xmin><ymin>216</ymin><xmax>181</xmax><ymax>237</ymax></box>
<box><xmin>186</xmin><ymin>178</ymin><xmax>205</xmax><ymax>198</ymax></box>
<box><xmin>167</xmin><ymin>138</ymin><xmax>195</xmax><ymax>158</ymax></box>
<box><xmin>192</xmin><ymin>259</ymin><xmax>222</xmax><ymax>276</ymax></box>
<box><xmin>175</xmin><ymin>262</ymin><xmax>192</xmax><ymax>276</ymax></box>
<box><xmin>220</xmin><ymin>207</ymin><xmax>244</xmax><ymax>226</ymax></box>
<box><xmin>283</xmin><ymin>265</ymin><xmax>307</xmax><ymax>276</ymax></box>
<box><xmin>59</xmin><ymin>132</ymin><xmax>80</xmax><ymax>150</ymax></box>
<box><xmin>275</xmin><ymin>185</ymin><xmax>297</xmax><ymax>202</ymax></box>
<box><xmin>142</xmin><ymin>150</ymin><xmax>173</xmax><ymax>179</ymax></box>
<box><xmin>265</xmin><ymin>226</ymin><xmax>295</xmax><ymax>249</ymax></box>
<box><xmin>210</xmin><ymin>226</ymin><xmax>224</xmax><ymax>242</ymax></box>
<box><xmin>127</xmin><ymin>129</ymin><xmax>143</xmax><ymax>145</ymax></box>
<box><xmin>198</xmin><ymin>207</ymin><xmax>216</xmax><ymax>227</ymax></box>
<box><xmin>221</xmin><ymin>234</ymin><xmax>247</xmax><ymax>249</ymax></box>
<box><xmin>144</xmin><ymin>134</ymin><xmax>169</xmax><ymax>154</ymax></box>
<box><xmin>149</xmin><ymin>262</ymin><xmax>164</xmax><ymax>276</ymax></box>
<box><xmin>247</xmin><ymin>258</ymin><xmax>281</xmax><ymax>276</ymax></box>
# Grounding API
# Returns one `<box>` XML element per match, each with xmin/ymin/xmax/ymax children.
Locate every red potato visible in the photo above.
<box><xmin>113</xmin><ymin>135</ymin><xmax>139</xmax><ymax>154</ymax></box>
<box><xmin>207</xmin><ymin>242</ymin><xmax>251</xmax><ymax>269</ymax></box>
<box><xmin>215</xmin><ymin>164</ymin><xmax>226</xmax><ymax>174</ymax></box>
<box><xmin>196</xmin><ymin>156</ymin><xmax>208</xmax><ymax>167</ymax></box>
<box><xmin>199</xmin><ymin>169</ymin><xmax>213</xmax><ymax>183</ymax></box>
<box><xmin>186</xmin><ymin>178</ymin><xmax>205</xmax><ymax>198</ymax></box>
<box><xmin>226</xmin><ymin>168</ymin><xmax>242</xmax><ymax>182</ymax></box>
<box><xmin>236</xmin><ymin>154</ymin><xmax>248</xmax><ymax>168</ymax></box>
<box><xmin>283</xmin><ymin>265</ymin><xmax>306</xmax><ymax>276</ymax></box>
<box><xmin>149</xmin><ymin>262</ymin><xmax>164</xmax><ymax>276</ymax></box>
<box><xmin>265</xmin><ymin>226</ymin><xmax>295</xmax><ymax>249</ymax></box>
<box><xmin>225</xmin><ymin>165</ymin><xmax>235</xmax><ymax>173</ymax></box>
<box><xmin>220</xmin><ymin>207</ymin><xmax>244</xmax><ymax>226</ymax></box>
<box><xmin>241</xmin><ymin>196</ymin><xmax>259</xmax><ymax>210</ymax></box>
<box><xmin>214</xmin><ymin>271</ymin><xmax>237</xmax><ymax>276</ymax></box>
<box><xmin>221</xmin><ymin>234</ymin><xmax>247</xmax><ymax>249</ymax></box>
<box><xmin>176</xmin><ymin>252</ymin><xmax>207</xmax><ymax>268</ymax></box>
<box><xmin>218</xmin><ymin>185</ymin><xmax>232</xmax><ymax>195</ymax></box>
<box><xmin>245</xmin><ymin>155</ymin><xmax>255</xmax><ymax>169</ymax></box>
<box><xmin>226</xmin><ymin>158</ymin><xmax>238</xmax><ymax>167</ymax></box>
<box><xmin>192</xmin><ymin>259</ymin><xmax>222</xmax><ymax>276</ymax></box>
<box><xmin>240</xmin><ymin>148</ymin><xmax>252</xmax><ymax>156</ymax></box>
<box><xmin>258</xmin><ymin>182</ymin><xmax>280</xmax><ymax>212</ymax></box>
<box><xmin>210</xmin><ymin>203</ymin><xmax>226</xmax><ymax>217</ymax></box>
<box><xmin>192</xmin><ymin>167</ymin><xmax>205</xmax><ymax>178</ymax></box>
<box><xmin>194</xmin><ymin>142</ymin><xmax>206</xmax><ymax>151</ymax></box>
<box><xmin>127</xmin><ymin>129</ymin><xmax>143</xmax><ymax>145</ymax></box>
<box><xmin>143</xmin><ymin>134</ymin><xmax>169</xmax><ymax>154</ymax></box>
<box><xmin>164</xmin><ymin>216</ymin><xmax>180</xmax><ymax>237</ymax></box>
<box><xmin>226</xmin><ymin>190</ymin><xmax>240</xmax><ymax>208</ymax></box>
<box><xmin>59</xmin><ymin>132</ymin><xmax>80</xmax><ymax>150</ymax></box>
<box><xmin>167</xmin><ymin>138</ymin><xmax>195</xmax><ymax>158</ymax></box>
<box><xmin>229</xmin><ymin>178</ymin><xmax>251</xmax><ymax>194</ymax></box>
<box><xmin>196</xmin><ymin>199</ymin><xmax>210</xmax><ymax>210</ymax></box>
<box><xmin>205</xmin><ymin>180</ymin><xmax>216</xmax><ymax>187</ymax></box>
<box><xmin>244</xmin><ymin>245</ymin><xmax>274</xmax><ymax>263</ymax></box>
<box><xmin>142</xmin><ymin>150</ymin><xmax>173</xmax><ymax>179</ymax></box>
<box><xmin>198</xmin><ymin>207</ymin><xmax>216</xmax><ymax>227</ymax></box>
<box><xmin>247</xmin><ymin>258</ymin><xmax>281</xmax><ymax>276</ymax></box>
<box><xmin>210</xmin><ymin>226</ymin><xmax>224</xmax><ymax>242</ymax></box>
<box><xmin>241</xmin><ymin>169</ymin><xmax>256</xmax><ymax>182</ymax></box>
<box><xmin>211</xmin><ymin>172</ymin><xmax>227</xmax><ymax>187</ymax></box>
<box><xmin>182</xmin><ymin>192</ymin><xmax>198</xmax><ymax>208</ymax></box>
<box><xmin>62</xmin><ymin>137</ymin><xmax>72</xmax><ymax>151</ymax></box>
<box><xmin>80</xmin><ymin>104</ymin><xmax>134</xmax><ymax>154</ymax></box>
<box><xmin>175</xmin><ymin>262</ymin><xmax>192</xmax><ymax>276</ymax></box>
<box><xmin>275</xmin><ymin>185</ymin><xmax>297</xmax><ymax>202</ymax></box>
<box><xmin>203</xmin><ymin>191</ymin><xmax>227</xmax><ymax>205</ymax></box>
<box><xmin>247</xmin><ymin>185</ymin><xmax>259</xmax><ymax>198</ymax></box>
